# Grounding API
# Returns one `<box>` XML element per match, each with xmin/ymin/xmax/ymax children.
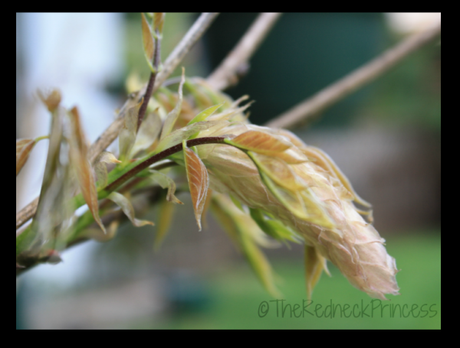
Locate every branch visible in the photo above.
<box><xmin>265</xmin><ymin>22</ymin><xmax>441</xmax><ymax>129</ymax></box>
<box><xmin>206</xmin><ymin>13</ymin><xmax>281</xmax><ymax>91</ymax></box>
<box><xmin>16</xmin><ymin>13</ymin><xmax>219</xmax><ymax>230</ymax></box>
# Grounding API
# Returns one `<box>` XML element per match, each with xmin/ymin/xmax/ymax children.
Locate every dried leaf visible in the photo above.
<box><xmin>159</xmin><ymin>69</ymin><xmax>185</xmax><ymax>140</ymax></box>
<box><xmin>69</xmin><ymin>107</ymin><xmax>106</xmax><ymax>233</ymax></box>
<box><xmin>108</xmin><ymin>192</ymin><xmax>155</xmax><ymax>227</ymax></box>
<box><xmin>183</xmin><ymin>140</ymin><xmax>209</xmax><ymax>230</ymax></box>
<box><xmin>119</xmin><ymin>98</ymin><xmax>143</xmax><ymax>162</ymax></box>
<box><xmin>141</xmin><ymin>13</ymin><xmax>156</xmax><ymax>73</ymax></box>
<box><xmin>225</xmin><ymin>130</ymin><xmax>292</xmax><ymax>155</ymax></box>
<box><xmin>16</xmin><ymin>136</ymin><xmax>47</xmax><ymax>176</ymax></box>
<box><xmin>148</xmin><ymin>170</ymin><xmax>183</xmax><ymax>204</ymax></box>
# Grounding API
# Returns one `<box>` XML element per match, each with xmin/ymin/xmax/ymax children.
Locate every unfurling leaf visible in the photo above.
<box><xmin>159</xmin><ymin>68</ymin><xmax>185</xmax><ymax>140</ymax></box>
<box><xmin>37</xmin><ymin>89</ymin><xmax>61</xmax><ymax>112</ymax></box>
<box><xmin>119</xmin><ymin>98</ymin><xmax>143</xmax><ymax>162</ymax></box>
<box><xmin>225</xmin><ymin>130</ymin><xmax>292</xmax><ymax>154</ymax></box>
<box><xmin>94</xmin><ymin>151</ymin><xmax>122</xmax><ymax>188</ymax></box>
<box><xmin>187</xmin><ymin>103</ymin><xmax>223</xmax><ymax>126</ymax></box>
<box><xmin>148</xmin><ymin>170</ymin><xmax>183</xmax><ymax>204</ymax></box>
<box><xmin>16</xmin><ymin>136</ymin><xmax>48</xmax><ymax>176</ymax></box>
<box><xmin>304</xmin><ymin>245</ymin><xmax>330</xmax><ymax>300</ymax></box>
<box><xmin>141</xmin><ymin>13</ymin><xmax>156</xmax><ymax>73</ymax></box>
<box><xmin>107</xmin><ymin>192</ymin><xmax>155</xmax><ymax>227</ymax></box>
<box><xmin>183</xmin><ymin>140</ymin><xmax>209</xmax><ymax>230</ymax></box>
<box><xmin>23</xmin><ymin>106</ymin><xmax>73</xmax><ymax>256</ymax></box>
<box><xmin>69</xmin><ymin>107</ymin><xmax>106</xmax><ymax>233</ymax></box>
<box><xmin>249</xmin><ymin>208</ymin><xmax>300</xmax><ymax>243</ymax></box>
<box><xmin>131</xmin><ymin>110</ymin><xmax>162</xmax><ymax>156</ymax></box>
<box><xmin>153</xmin><ymin>12</ymin><xmax>165</xmax><ymax>35</ymax></box>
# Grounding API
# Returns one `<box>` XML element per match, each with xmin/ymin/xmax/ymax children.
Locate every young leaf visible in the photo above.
<box><xmin>68</xmin><ymin>107</ymin><xmax>106</xmax><ymax>233</ymax></box>
<box><xmin>187</xmin><ymin>103</ymin><xmax>223</xmax><ymax>125</ymax></box>
<box><xmin>141</xmin><ymin>13</ymin><xmax>156</xmax><ymax>73</ymax></box>
<box><xmin>94</xmin><ymin>151</ymin><xmax>122</xmax><ymax>188</ymax></box>
<box><xmin>148</xmin><ymin>170</ymin><xmax>183</xmax><ymax>204</ymax></box>
<box><xmin>225</xmin><ymin>130</ymin><xmax>292</xmax><ymax>155</ymax></box>
<box><xmin>131</xmin><ymin>110</ymin><xmax>162</xmax><ymax>157</ymax></box>
<box><xmin>16</xmin><ymin>136</ymin><xmax>48</xmax><ymax>176</ymax></box>
<box><xmin>249</xmin><ymin>208</ymin><xmax>300</xmax><ymax>243</ymax></box>
<box><xmin>37</xmin><ymin>89</ymin><xmax>61</xmax><ymax>112</ymax></box>
<box><xmin>153</xmin><ymin>12</ymin><xmax>165</xmax><ymax>35</ymax></box>
<box><xmin>119</xmin><ymin>98</ymin><xmax>143</xmax><ymax>162</ymax></box>
<box><xmin>159</xmin><ymin>68</ymin><xmax>185</xmax><ymax>140</ymax></box>
<box><xmin>153</xmin><ymin>198</ymin><xmax>175</xmax><ymax>251</ymax></box>
<box><xmin>107</xmin><ymin>192</ymin><xmax>155</xmax><ymax>227</ymax></box>
<box><xmin>304</xmin><ymin>245</ymin><xmax>330</xmax><ymax>300</ymax></box>
<box><xmin>183</xmin><ymin>140</ymin><xmax>209</xmax><ymax>230</ymax></box>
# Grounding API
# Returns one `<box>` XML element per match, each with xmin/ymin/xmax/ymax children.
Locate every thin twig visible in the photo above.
<box><xmin>207</xmin><ymin>13</ymin><xmax>281</xmax><ymax>91</ymax></box>
<box><xmin>16</xmin><ymin>12</ymin><xmax>219</xmax><ymax>231</ymax></box>
<box><xmin>265</xmin><ymin>22</ymin><xmax>441</xmax><ymax>129</ymax></box>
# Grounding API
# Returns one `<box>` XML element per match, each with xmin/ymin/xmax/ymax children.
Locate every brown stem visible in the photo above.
<box><xmin>104</xmin><ymin>136</ymin><xmax>226</xmax><ymax>195</ymax></box>
<box><xmin>16</xmin><ymin>13</ymin><xmax>219</xmax><ymax>231</ymax></box>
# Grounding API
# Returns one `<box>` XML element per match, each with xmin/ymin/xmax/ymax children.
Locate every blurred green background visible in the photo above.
<box><xmin>16</xmin><ymin>13</ymin><xmax>440</xmax><ymax>329</ymax></box>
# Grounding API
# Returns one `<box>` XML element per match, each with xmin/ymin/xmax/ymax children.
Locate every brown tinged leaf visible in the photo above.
<box><xmin>69</xmin><ymin>107</ymin><xmax>106</xmax><ymax>233</ymax></box>
<box><xmin>16</xmin><ymin>136</ymin><xmax>48</xmax><ymax>176</ymax></box>
<box><xmin>183</xmin><ymin>140</ymin><xmax>209</xmax><ymax>231</ymax></box>
<box><xmin>225</xmin><ymin>130</ymin><xmax>292</xmax><ymax>155</ymax></box>
<box><xmin>153</xmin><ymin>12</ymin><xmax>165</xmax><ymax>34</ymax></box>
<box><xmin>141</xmin><ymin>13</ymin><xmax>156</xmax><ymax>73</ymax></box>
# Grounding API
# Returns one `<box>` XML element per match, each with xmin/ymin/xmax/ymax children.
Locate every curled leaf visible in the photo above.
<box><xmin>69</xmin><ymin>107</ymin><xmax>106</xmax><ymax>233</ymax></box>
<box><xmin>183</xmin><ymin>140</ymin><xmax>209</xmax><ymax>230</ymax></box>
<box><xmin>37</xmin><ymin>89</ymin><xmax>61</xmax><ymax>112</ymax></box>
<box><xmin>249</xmin><ymin>208</ymin><xmax>300</xmax><ymax>243</ymax></box>
<box><xmin>131</xmin><ymin>110</ymin><xmax>162</xmax><ymax>157</ymax></box>
<box><xmin>94</xmin><ymin>151</ymin><xmax>122</xmax><ymax>188</ymax></box>
<box><xmin>108</xmin><ymin>192</ymin><xmax>155</xmax><ymax>227</ymax></box>
<box><xmin>16</xmin><ymin>136</ymin><xmax>48</xmax><ymax>176</ymax></box>
<box><xmin>148</xmin><ymin>170</ymin><xmax>183</xmax><ymax>204</ymax></box>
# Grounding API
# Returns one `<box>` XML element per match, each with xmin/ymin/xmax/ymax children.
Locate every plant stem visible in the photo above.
<box><xmin>207</xmin><ymin>13</ymin><xmax>281</xmax><ymax>91</ymax></box>
<box><xmin>16</xmin><ymin>13</ymin><xmax>219</xmax><ymax>231</ymax></box>
<box><xmin>265</xmin><ymin>22</ymin><xmax>441</xmax><ymax>130</ymax></box>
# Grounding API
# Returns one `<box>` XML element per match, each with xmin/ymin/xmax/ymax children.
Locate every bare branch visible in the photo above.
<box><xmin>16</xmin><ymin>13</ymin><xmax>219</xmax><ymax>231</ymax></box>
<box><xmin>265</xmin><ymin>22</ymin><xmax>441</xmax><ymax>130</ymax></box>
<box><xmin>206</xmin><ymin>13</ymin><xmax>282</xmax><ymax>91</ymax></box>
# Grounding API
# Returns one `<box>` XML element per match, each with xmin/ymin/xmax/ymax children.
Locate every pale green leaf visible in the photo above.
<box><xmin>148</xmin><ymin>170</ymin><xmax>183</xmax><ymax>204</ymax></box>
<box><xmin>159</xmin><ymin>69</ymin><xmax>185</xmax><ymax>140</ymax></box>
<box><xmin>108</xmin><ymin>192</ymin><xmax>155</xmax><ymax>227</ymax></box>
<box><xmin>187</xmin><ymin>103</ymin><xmax>223</xmax><ymax>125</ymax></box>
<box><xmin>119</xmin><ymin>98</ymin><xmax>143</xmax><ymax>162</ymax></box>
